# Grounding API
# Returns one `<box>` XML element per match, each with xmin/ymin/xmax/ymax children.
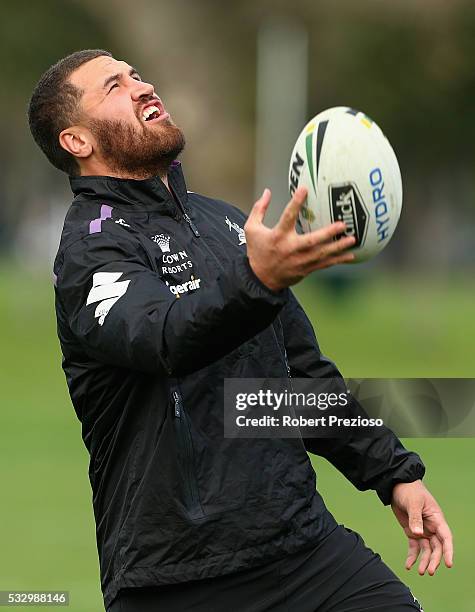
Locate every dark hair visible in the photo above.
<box><xmin>28</xmin><ymin>49</ymin><xmax>112</xmax><ymax>176</ymax></box>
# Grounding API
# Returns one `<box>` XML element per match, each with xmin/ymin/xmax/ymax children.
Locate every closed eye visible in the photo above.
<box><xmin>105</xmin><ymin>72</ymin><xmax>143</xmax><ymax>94</ymax></box>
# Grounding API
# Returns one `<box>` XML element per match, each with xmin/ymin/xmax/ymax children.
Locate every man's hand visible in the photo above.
<box><xmin>245</xmin><ymin>187</ymin><xmax>355</xmax><ymax>292</ymax></box>
<box><xmin>391</xmin><ymin>480</ymin><xmax>453</xmax><ymax>576</ymax></box>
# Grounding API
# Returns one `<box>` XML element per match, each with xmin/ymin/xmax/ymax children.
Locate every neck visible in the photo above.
<box><xmin>78</xmin><ymin>159</ymin><xmax>170</xmax><ymax>190</ymax></box>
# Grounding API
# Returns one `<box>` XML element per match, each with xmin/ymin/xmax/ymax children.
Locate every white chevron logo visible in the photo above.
<box><xmin>86</xmin><ymin>272</ymin><xmax>130</xmax><ymax>326</ymax></box>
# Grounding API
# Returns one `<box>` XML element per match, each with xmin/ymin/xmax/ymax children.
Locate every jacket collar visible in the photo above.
<box><xmin>69</xmin><ymin>161</ymin><xmax>188</xmax><ymax>216</ymax></box>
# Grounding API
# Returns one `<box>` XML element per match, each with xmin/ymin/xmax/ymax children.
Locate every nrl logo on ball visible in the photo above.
<box><xmin>329</xmin><ymin>183</ymin><xmax>368</xmax><ymax>247</ymax></box>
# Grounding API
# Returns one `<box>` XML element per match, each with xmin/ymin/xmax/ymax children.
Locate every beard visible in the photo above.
<box><xmin>87</xmin><ymin>117</ymin><xmax>186</xmax><ymax>179</ymax></box>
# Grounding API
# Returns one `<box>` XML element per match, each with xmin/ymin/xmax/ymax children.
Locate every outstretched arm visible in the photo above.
<box><xmin>279</xmin><ymin>291</ymin><xmax>453</xmax><ymax>573</ymax></box>
<box><xmin>279</xmin><ymin>290</ymin><xmax>425</xmax><ymax>504</ymax></box>
<box><xmin>57</xmin><ymin>187</ymin><xmax>353</xmax><ymax>376</ymax></box>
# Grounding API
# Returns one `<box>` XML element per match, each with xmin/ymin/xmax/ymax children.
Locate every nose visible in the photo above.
<box><xmin>130</xmin><ymin>77</ymin><xmax>155</xmax><ymax>101</ymax></box>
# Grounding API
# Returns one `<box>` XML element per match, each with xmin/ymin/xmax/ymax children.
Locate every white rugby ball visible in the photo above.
<box><xmin>288</xmin><ymin>107</ymin><xmax>402</xmax><ymax>262</ymax></box>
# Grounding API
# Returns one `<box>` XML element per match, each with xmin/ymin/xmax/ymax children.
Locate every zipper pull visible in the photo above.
<box><xmin>283</xmin><ymin>347</ymin><xmax>292</xmax><ymax>379</ymax></box>
<box><xmin>183</xmin><ymin>213</ymin><xmax>200</xmax><ymax>237</ymax></box>
<box><xmin>173</xmin><ymin>391</ymin><xmax>181</xmax><ymax>417</ymax></box>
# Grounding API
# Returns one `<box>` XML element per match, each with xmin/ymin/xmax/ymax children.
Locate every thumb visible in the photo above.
<box><xmin>408</xmin><ymin>504</ymin><xmax>424</xmax><ymax>536</ymax></box>
<box><xmin>248</xmin><ymin>188</ymin><xmax>272</xmax><ymax>226</ymax></box>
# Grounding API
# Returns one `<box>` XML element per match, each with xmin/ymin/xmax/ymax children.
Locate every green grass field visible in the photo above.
<box><xmin>0</xmin><ymin>263</ymin><xmax>473</xmax><ymax>611</ymax></box>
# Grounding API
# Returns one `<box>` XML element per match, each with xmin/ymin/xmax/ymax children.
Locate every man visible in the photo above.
<box><xmin>28</xmin><ymin>50</ymin><xmax>452</xmax><ymax>611</ymax></box>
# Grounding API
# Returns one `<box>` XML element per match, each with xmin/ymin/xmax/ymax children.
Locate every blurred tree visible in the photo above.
<box><xmin>309</xmin><ymin>0</ymin><xmax>475</xmax><ymax>172</ymax></box>
<box><xmin>0</xmin><ymin>0</ymin><xmax>114</xmax><ymax>251</ymax></box>
<box><xmin>1</xmin><ymin>0</ymin><xmax>473</xmax><ymax>269</ymax></box>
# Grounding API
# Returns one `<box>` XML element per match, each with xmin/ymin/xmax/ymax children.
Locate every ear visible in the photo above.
<box><xmin>59</xmin><ymin>127</ymin><xmax>94</xmax><ymax>159</ymax></box>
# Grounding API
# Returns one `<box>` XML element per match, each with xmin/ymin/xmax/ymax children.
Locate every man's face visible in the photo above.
<box><xmin>68</xmin><ymin>55</ymin><xmax>185</xmax><ymax>178</ymax></box>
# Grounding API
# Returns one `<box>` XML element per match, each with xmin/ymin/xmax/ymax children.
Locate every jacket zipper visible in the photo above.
<box><xmin>271</xmin><ymin>321</ymin><xmax>292</xmax><ymax>382</ymax></box>
<box><xmin>173</xmin><ymin>389</ymin><xmax>204</xmax><ymax>518</ymax></box>
<box><xmin>171</xmin><ymin>187</ymin><xmax>228</xmax><ymax>274</ymax></box>
<box><xmin>281</xmin><ymin>342</ymin><xmax>295</xmax><ymax>398</ymax></box>
<box><xmin>169</xmin><ymin>184</ymin><xmax>201</xmax><ymax>238</ymax></box>
<box><xmin>183</xmin><ymin>213</ymin><xmax>200</xmax><ymax>237</ymax></box>
<box><xmin>283</xmin><ymin>346</ymin><xmax>292</xmax><ymax>380</ymax></box>
<box><xmin>270</xmin><ymin>323</ymin><xmax>302</xmax><ymax>429</ymax></box>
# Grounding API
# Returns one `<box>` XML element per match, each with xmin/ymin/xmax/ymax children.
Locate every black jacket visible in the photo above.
<box><xmin>53</xmin><ymin>162</ymin><xmax>425</xmax><ymax>609</ymax></box>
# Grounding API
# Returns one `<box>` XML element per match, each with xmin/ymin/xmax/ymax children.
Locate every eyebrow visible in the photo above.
<box><xmin>103</xmin><ymin>67</ymin><xmax>141</xmax><ymax>89</ymax></box>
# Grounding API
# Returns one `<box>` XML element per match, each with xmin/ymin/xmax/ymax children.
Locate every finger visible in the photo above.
<box><xmin>408</xmin><ymin>504</ymin><xmax>424</xmax><ymax>537</ymax></box>
<box><xmin>277</xmin><ymin>187</ymin><xmax>308</xmax><ymax>232</ymax></box>
<box><xmin>436</xmin><ymin>522</ymin><xmax>454</xmax><ymax>568</ymax></box>
<box><xmin>418</xmin><ymin>539</ymin><xmax>431</xmax><ymax>575</ymax></box>
<box><xmin>247</xmin><ymin>188</ymin><xmax>272</xmax><ymax>226</ymax></box>
<box><xmin>312</xmin><ymin>235</ymin><xmax>356</xmax><ymax>261</ymax></box>
<box><xmin>304</xmin><ymin>235</ymin><xmax>356</xmax><ymax>267</ymax></box>
<box><xmin>296</xmin><ymin>223</ymin><xmax>352</xmax><ymax>251</ymax></box>
<box><xmin>406</xmin><ymin>538</ymin><xmax>420</xmax><ymax>570</ymax></box>
<box><xmin>427</xmin><ymin>535</ymin><xmax>443</xmax><ymax>576</ymax></box>
<box><xmin>308</xmin><ymin>251</ymin><xmax>356</xmax><ymax>272</ymax></box>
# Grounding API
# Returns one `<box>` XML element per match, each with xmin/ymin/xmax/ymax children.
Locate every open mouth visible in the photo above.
<box><xmin>143</xmin><ymin>105</ymin><xmax>161</xmax><ymax>121</ymax></box>
<box><xmin>141</xmin><ymin>102</ymin><xmax>170</xmax><ymax>123</ymax></box>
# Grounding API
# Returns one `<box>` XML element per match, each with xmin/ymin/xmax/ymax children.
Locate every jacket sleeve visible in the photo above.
<box><xmin>56</xmin><ymin>232</ymin><xmax>288</xmax><ymax>376</ymax></box>
<box><xmin>280</xmin><ymin>290</ymin><xmax>425</xmax><ymax>505</ymax></box>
